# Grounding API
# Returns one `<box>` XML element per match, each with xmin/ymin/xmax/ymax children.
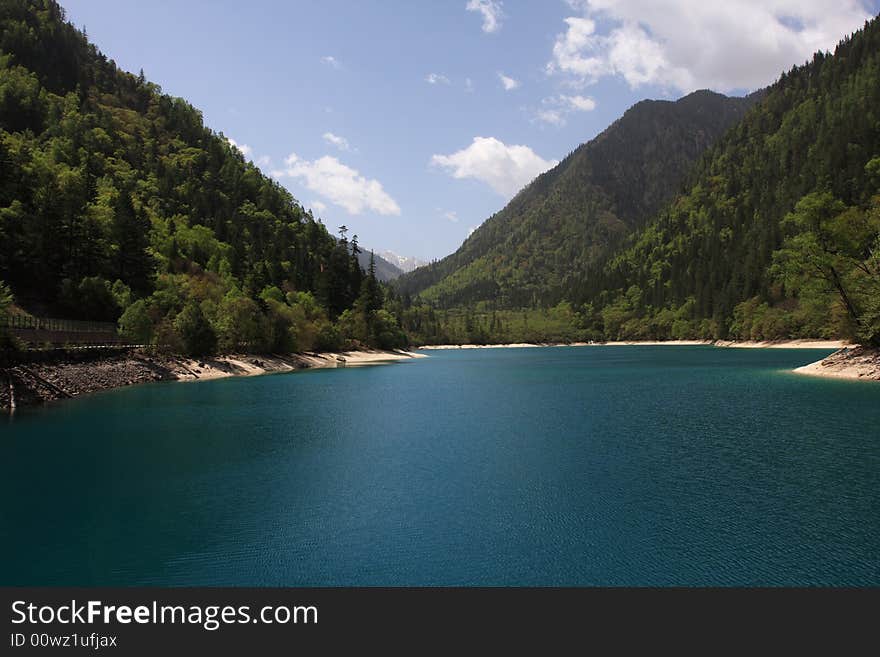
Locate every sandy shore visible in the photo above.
<box><xmin>418</xmin><ymin>339</ymin><xmax>845</xmax><ymax>349</ymax></box>
<box><xmin>794</xmin><ymin>346</ymin><xmax>880</xmax><ymax>381</ymax></box>
<box><xmin>419</xmin><ymin>343</ymin><xmax>557</xmax><ymax>350</ymax></box>
<box><xmin>714</xmin><ymin>339</ymin><xmax>848</xmax><ymax>349</ymax></box>
<box><xmin>593</xmin><ymin>340</ymin><xmax>711</xmax><ymax>346</ymax></box>
<box><xmin>1</xmin><ymin>349</ymin><xmax>425</xmax><ymax>410</ymax></box>
<box><xmin>418</xmin><ymin>341</ymin><xmax>707</xmax><ymax>349</ymax></box>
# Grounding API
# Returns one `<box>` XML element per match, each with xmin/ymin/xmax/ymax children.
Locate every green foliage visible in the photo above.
<box><xmin>395</xmin><ymin>300</ymin><xmax>594</xmax><ymax>346</ymax></box>
<box><xmin>259</xmin><ymin>285</ymin><xmax>286</xmax><ymax>305</ymax></box>
<box><xmin>371</xmin><ymin>309</ymin><xmax>408</xmax><ymax>349</ymax></box>
<box><xmin>58</xmin><ymin>276</ymin><xmax>121</xmax><ymax>321</ymax></box>
<box><xmin>0</xmin><ymin>277</ymin><xmax>17</xmax><ymax>363</ymax></box>
<box><xmin>0</xmin><ymin>279</ymin><xmax>12</xmax><ymax>314</ymax></box>
<box><xmin>0</xmin><ymin>0</ymin><xmax>409</xmax><ymax>354</ymax></box>
<box><xmin>174</xmin><ymin>301</ymin><xmax>216</xmax><ymax>357</ymax></box>
<box><xmin>117</xmin><ymin>298</ymin><xmax>152</xmax><ymax>344</ymax></box>
<box><xmin>261</xmin><ymin>298</ymin><xmax>298</xmax><ymax>353</ymax></box>
<box><xmin>213</xmin><ymin>293</ymin><xmax>267</xmax><ymax>352</ymax></box>
<box><xmin>772</xmin><ymin>193</ymin><xmax>880</xmax><ymax>344</ymax></box>
<box><xmin>568</xmin><ymin>17</ymin><xmax>880</xmax><ymax>344</ymax></box>
<box><xmin>313</xmin><ymin>320</ymin><xmax>342</xmax><ymax>352</ymax></box>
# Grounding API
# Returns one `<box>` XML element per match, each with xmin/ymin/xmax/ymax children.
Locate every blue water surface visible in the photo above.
<box><xmin>1</xmin><ymin>346</ymin><xmax>877</xmax><ymax>585</ymax></box>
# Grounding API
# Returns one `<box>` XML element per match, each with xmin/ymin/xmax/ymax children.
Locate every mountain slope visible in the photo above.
<box><xmin>356</xmin><ymin>250</ymin><xmax>403</xmax><ymax>282</ymax></box>
<box><xmin>576</xmin><ymin>16</ymin><xmax>880</xmax><ymax>343</ymax></box>
<box><xmin>0</xmin><ymin>0</ymin><xmax>406</xmax><ymax>353</ymax></box>
<box><xmin>396</xmin><ymin>89</ymin><xmax>759</xmax><ymax>307</ymax></box>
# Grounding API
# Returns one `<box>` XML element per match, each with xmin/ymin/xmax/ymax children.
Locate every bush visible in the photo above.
<box><xmin>174</xmin><ymin>302</ymin><xmax>217</xmax><ymax>356</ymax></box>
<box><xmin>314</xmin><ymin>320</ymin><xmax>342</xmax><ymax>352</ymax></box>
<box><xmin>263</xmin><ymin>299</ymin><xmax>297</xmax><ymax>352</ymax></box>
<box><xmin>371</xmin><ymin>310</ymin><xmax>409</xmax><ymax>349</ymax></box>
<box><xmin>59</xmin><ymin>276</ymin><xmax>121</xmax><ymax>321</ymax></box>
<box><xmin>118</xmin><ymin>299</ymin><xmax>153</xmax><ymax>344</ymax></box>
<box><xmin>214</xmin><ymin>294</ymin><xmax>267</xmax><ymax>352</ymax></box>
<box><xmin>0</xmin><ymin>280</ymin><xmax>12</xmax><ymax>314</ymax></box>
<box><xmin>152</xmin><ymin>318</ymin><xmax>184</xmax><ymax>353</ymax></box>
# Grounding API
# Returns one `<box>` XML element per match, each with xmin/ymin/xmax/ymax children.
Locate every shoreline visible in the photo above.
<box><xmin>416</xmin><ymin>339</ymin><xmax>847</xmax><ymax>350</ymax></box>
<box><xmin>713</xmin><ymin>339</ymin><xmax>848</xmax><ymax>349</ymax></box>
<box><xmin>4</xmin><ymin>338</ymin><xmax>873</xmax><ymax>411</ymax></box>
<box><xmin>792</xmin><ymin>345</ymin><xmax>880</xmax><ymax>381</ymax></box>
<box><xmin>417</xmin><ymin>339</ymin><xmax>880</xmax><ymax>382</ymax></box>
<box><xmin>173</xmin><ymin>350</ymin><xmax>426</xmax><ymax>382</ymax></box>
<box><xmin>1</xmin><ymin>349</ymin><xmax>425</xmax><ymax>411</ymax></box>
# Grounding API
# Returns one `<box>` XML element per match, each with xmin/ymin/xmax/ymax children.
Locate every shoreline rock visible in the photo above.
<box><xmin>794</xmin><ymin>346</ymin><xmax>880</xmax><ymax>381</ymax></box>
<box><xmin>0</xmin><ymin>348</ymin><xmax>425</xmax><ymax>411</ymax></box>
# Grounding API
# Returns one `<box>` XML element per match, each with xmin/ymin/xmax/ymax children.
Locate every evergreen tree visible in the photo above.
<box><xmin>111</xmin><ymin>187</ymin><xmax>154</xmax><ymax>292</ymax></box>
<box><xmin>359</xmin><ymin>252</ymin><xmax>383</xmax><ymax>315</ymax></box>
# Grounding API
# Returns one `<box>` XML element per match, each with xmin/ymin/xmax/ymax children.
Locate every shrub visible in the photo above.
<box><xmin>118</xmin><ymin>299</ymin><xmax>153</xmax><ymax>344</ymax></box>
<box><xmin>174</xmin><ymin>302</ymin><xmax>217</xmax><ymax>356</ymax></box>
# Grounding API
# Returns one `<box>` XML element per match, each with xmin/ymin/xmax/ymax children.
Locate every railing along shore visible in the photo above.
<box><xmin>1</xmin><ymin>314</ymin><xmax>126</xmax><ymax>348</ymax></box>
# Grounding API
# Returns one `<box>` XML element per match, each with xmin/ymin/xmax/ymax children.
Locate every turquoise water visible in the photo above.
<box><xmin>1</xmin><ymin>346</ymin><xmax>878</xmax><ymax>586</ymax></box>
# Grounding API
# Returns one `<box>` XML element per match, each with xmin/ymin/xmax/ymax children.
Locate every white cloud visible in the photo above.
<box><xmin>547</xmin><ymin>1</ymin><xmax>872</xmax><ymax>93</ymax></box>
<box><xmin>227</xmin><ymin>138</ymin><xmax>252</xmax><ymax>158</ymax></box>
<box><xmin>323</xmin><ymin>132</ymin><xmax>352</xmax><ymax>152</ymax></box>
<box><xmin>425</xmin><ymin>72</ymin><xmax>451</xmax><ymax>85</ymax></box>
<box><xmin>311</xmin><ymin>200</ymin><xmax>327</xmax><ymax>213</ymax></box>
<box><xmin>321</xmin><ymin>55</ymin><xmax>341</xmax><ymax>69</ymax></box>
<box><xmin>431</xmin><ymin>137</ymin><xmax>558</xmax><ymax>198</ymax></box>
<box><xmin>443</xmin><ymin>210</ymin><xmax>459</xmax><ymax>223</ymax></box>
<box><xmin>534</xmin><ymin>94</ymin><xmax>596</xmax><ymax>125</ymax></box>
<box><xmin>255</xmin><ymin>155</ymin><xmax>271</xmax><ymax>168</ymax></box>
<box><xmin>465</xmin><ymin>77</ymin><xmax>475</xmax><ymax>92</ymax></box>
<box><xmin>498</xmin><ymin>72</ymin><xmax>520</xmax><ymax>91</ymax></box>
<box><xmin>273</xmin><ymin>153</ymin><xmax>401</xmax><ymax>216</ymax></box>
<box><xmin>535</xmin><ymin>109</ymin><xmax>565</xmax><ymax>126</ymax></box>
<box><xmin>466</xmin><ymin>0</ymin><xmax>503</xmax><ymax>33</ymax></box>
<box><xmin>562</xmin><ymin>94</ymin><xmax>596</xmax><ymax>111</ymax></box>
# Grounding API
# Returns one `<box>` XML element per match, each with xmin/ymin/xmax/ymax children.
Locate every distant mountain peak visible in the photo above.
<box><xmin>379</xmin><ymin>251</ymin><xmax>427</xmax><ymax>274</ymax></box>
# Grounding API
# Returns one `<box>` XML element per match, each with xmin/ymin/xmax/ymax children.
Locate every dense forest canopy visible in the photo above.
<box><xmin>0</xmin><ymin>0</ymin><xmax>406</xmax><ymax>353</ymax></box>
<box><xmin>396</xmin><ymin>15</ymin><xmax>880</xmax><ymax>346</ymax></box>
<box><xmin>573</xmin><ymin>15</ymin><xmax>880</xmax><ymax>345</ymax></box>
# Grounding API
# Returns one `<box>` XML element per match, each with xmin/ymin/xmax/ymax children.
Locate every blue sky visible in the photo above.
<box><xmin>63</xmin><ymin>0</ymin><xmax>879</xmax><ymax>261</ymax></box>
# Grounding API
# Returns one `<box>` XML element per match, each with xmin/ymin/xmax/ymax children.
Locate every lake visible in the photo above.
<box><xmin>1</xmin><ymin>346</ymin><xmax>878</xmax><ymax>586</ymax></box>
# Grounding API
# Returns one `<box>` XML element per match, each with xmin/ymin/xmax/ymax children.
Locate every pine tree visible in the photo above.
<box><xmin>111</xmin><ymin>187</ymin><xmax>154</xmax><ymax>292</ymax></box>
<box><xmin>359</xmin><ymin>252</ymin><xmax>383</xmax><ymax>316</ymax></box>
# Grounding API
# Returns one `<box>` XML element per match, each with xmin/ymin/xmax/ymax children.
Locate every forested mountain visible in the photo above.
<box><xmin>0</xmin><ymin>0</ymin><xmax>406</xmax><ymax>354</ymax></box>
<box><xmin>395</xmin><ymin>90</ymin><xmax>759</xmax><ymax>307</ymax></box>
<box><xmin>396</xmin><ymin>16</ymin><xmax>880</xmax><ymax>347</ymax></box>
<box><xmin>574</xmin><ymin>16</ymin><xmax>880</xmax><ymax>345</ymax></box>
